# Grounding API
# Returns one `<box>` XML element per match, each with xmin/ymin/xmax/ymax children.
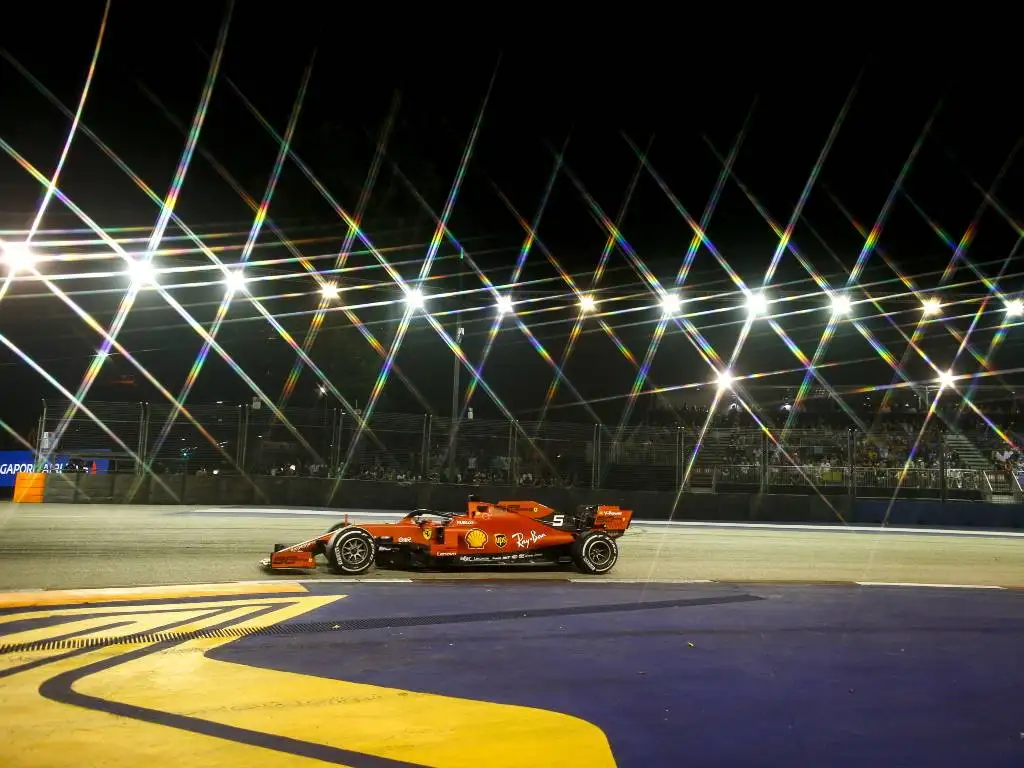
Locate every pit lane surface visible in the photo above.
<box><xmin>1</xmin><ymin>503</ymin><xmax>1022</xmax><ymax>590</ymax></box>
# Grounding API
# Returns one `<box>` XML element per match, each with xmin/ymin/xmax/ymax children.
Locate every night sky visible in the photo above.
<box><xmin>1</xmin><ymin>5</ymin><xmax>1021</xmax><ymax>446</ymax></box>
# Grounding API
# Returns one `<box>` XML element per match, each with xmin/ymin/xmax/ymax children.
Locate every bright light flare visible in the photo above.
<box><xmin>496</xmin><ymin>295</ymin><xmax>514</xmax><ymax>315</ymax></box>
<box><xmin>829</xmin><ymin>293</ymin><xmax>852</xmax><ymax>315</ymax></box>
<box><xmin>404</xmin><ymin>287</ymin><xmax>425</xmax><ymax>310</ymax></box>
<box><xmin>938</xmin><ymin>369</ymin><xmax>956</xmax><ymax>389</ymax></box>
<box><xmin>320</xmin><ymin>282</ymin><xmax>339</xmax><ymax>300</ymax></box>
<box><xmin>746</xmin><ymin>292</ymin><xmax>769</xmax><ymax>317</ymax></box>
<box><xmin>579</xmin><ymin>294</ymin><xmax>596</xmax><ymax>313</ymax></box>
<box><xmin>922</xmin><ymin>297</ymin><xmax>942</xmax><ymax>315</ymax></box>
<box><xmin>716</xmin><ymin>369</ymin><xmax>734</xmax><ymax>390</ymax></box>
<box><xmin>1006</xmin><ymin>298</ymin><xmax>1024</xmax><ymax>317</ymax></box>
<box><xmin>128</xmin><ymin>258</ymin><xmax>156</xmax><ymax>287</ymax></box>
<box><xmin>224</xmin><ymin>270</ymin><xmax>247</xmax><ymax>294</ymax></box>
<box><xmin>660</xmin><ymin>292</ymin><xmax>682</xmax><ymax>315</ymax></box>
<box><xmin>0</xmin><ymin>241</ymin><xmax>38</xmax><ymax>273</ymax></box>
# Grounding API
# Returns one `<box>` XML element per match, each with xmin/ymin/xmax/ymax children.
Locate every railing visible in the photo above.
<box><xmin>28</xmin><ymin>399</ymin><xmax>1021</xmax><ymax>499</ymax></box>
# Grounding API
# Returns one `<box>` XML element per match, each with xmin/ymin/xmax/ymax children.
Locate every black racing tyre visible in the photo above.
<box><xmin>571</xmin><ymin>531</ymin><xmax>618</xmax><ymax>575</ymax></box>
<box><xmin>329</xmin><ymin>527</ymin><xmax>377</xmax><ymax>575</ymax></box>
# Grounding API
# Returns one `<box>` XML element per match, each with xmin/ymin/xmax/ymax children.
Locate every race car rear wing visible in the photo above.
<box><xmin>587</xmin><ymin>504</ymin><xmax>632</xmax><ymax>532</ymax></box>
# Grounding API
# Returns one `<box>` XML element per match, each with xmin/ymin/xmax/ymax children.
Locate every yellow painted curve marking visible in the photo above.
<box><xmin>0</xmin><ymin>581</ymin><xmax>308</xmax><ymax>608</ymax></box>
<box><xmin>0</xmin><ymin>594</ymin><xmax>617</xmax><ymax>767</ymax></box>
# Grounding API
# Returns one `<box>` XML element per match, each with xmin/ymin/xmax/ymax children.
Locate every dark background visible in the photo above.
<box><xmin>1</xmin><ymin>5</ymin><xmax>1021</xmax><ymax>445</ymax></box>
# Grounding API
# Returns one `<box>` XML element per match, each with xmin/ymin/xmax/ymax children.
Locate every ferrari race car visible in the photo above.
<box><xmin>260</xmin><ymin>497</ymin><xmax>633</xmax><ymax>575</ymax></box>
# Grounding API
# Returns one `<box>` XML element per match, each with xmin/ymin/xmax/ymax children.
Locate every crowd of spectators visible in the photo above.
<box><xmin>176</xmin><ymin>403</ymin><xmax>1024</xmax><ymax>496</ymax></box>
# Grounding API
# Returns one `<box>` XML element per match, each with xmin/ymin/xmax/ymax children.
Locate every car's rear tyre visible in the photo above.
<box><xmin>328</xmin><ymin>527</ymin><xmax>377</xmax><ymax>575</ymax></box>
<box><xmin>571</xmin><ymin>531</ymin><xmax>618</xmax><ymax>574</ymax></box>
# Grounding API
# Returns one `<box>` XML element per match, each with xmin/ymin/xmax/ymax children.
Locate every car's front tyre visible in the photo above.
<box><xmin>329</xmin><ymin>527</ymin><xmax>377</xmax><ymax>575</ymax></box>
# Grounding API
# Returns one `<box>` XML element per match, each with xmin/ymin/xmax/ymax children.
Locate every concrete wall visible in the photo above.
<box><xmin>35</xmin><ymin>472</ymin><xmax>1024</xmax><ymax>528</ymax></box>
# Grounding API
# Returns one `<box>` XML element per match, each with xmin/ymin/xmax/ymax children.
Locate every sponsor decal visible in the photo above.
<box><xmin>494</xmin><ymin>533</ymin><xmax>507</xmax><ymax>548</ymax></box>
<box><xmin>464</xmin><ymin>528</ymin><xmax>488</xmax><ymax>549</ymax></box>
<box><xmin>397</xmin><ymin>537</ymin><xmax>412</xmax><ymax>543</ymax></box>
<box><xmin>462</xmin><ymin>552</ymin><xmax>543</xmax><ymax>563</ymax></box>
<box><xmin>436</xmin><ymin>551</ymin><xmax>458</xmax><ymax>557</ymax></box>
<box><xmin>511</xmin><ymin>530</ymin><xmax>546</xmax><ymax>549</ymax></box>
<box><xmin>422</xmin><ymin>528</ymin><xmax>432</xmax><ymax>541</ymax></box>
<box><xmin>455</xmin><ymin>519</ymin><xmax>475</xmax><ymax>526</ymax></box>
<box><xmin>0</xmin><ymin>451</ymin><xmax>110</xmax><ymax>488</ymax></box>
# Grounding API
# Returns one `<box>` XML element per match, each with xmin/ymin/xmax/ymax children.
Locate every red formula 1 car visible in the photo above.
<box><xmin>260</xmin><ymin>497</ymin><xmax>633</xmax><ymax>575</ymax></box>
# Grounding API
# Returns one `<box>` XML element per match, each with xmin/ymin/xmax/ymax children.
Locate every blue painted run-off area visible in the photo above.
<box><xmin>210</xmin><ymin>582</ymin><xmax>1024</xmax><ymax>768</ymax></box>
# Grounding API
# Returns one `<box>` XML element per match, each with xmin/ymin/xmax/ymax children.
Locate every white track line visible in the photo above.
<box><xmin>637</xmin><ymin>520</ymin><xmax>1024</xmax><ymax>537</ymax></box>
<box><xmin>298</xmin><ymin>578</ymin><xmax>414</xmax><ymax>583</ymax></box>
<box><xmin>855</xmin><ymin>581</ymin><xmax>1006</xmax><ymax>590</ymax></box>
<box><xmin>568</xmin><ymin>578</ymin><xmax>713</xmax><ymax>584</ymax></box>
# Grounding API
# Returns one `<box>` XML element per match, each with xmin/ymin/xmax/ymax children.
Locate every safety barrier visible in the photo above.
<box><xmin>12</xmin><ymin>473</ymin><xmax>45</xmax><ymax>503</ymax></box>
<box><xmin>31</xmin><ymin>472</ymin><xmax>1024</xmax><ymax>528</ymax></box>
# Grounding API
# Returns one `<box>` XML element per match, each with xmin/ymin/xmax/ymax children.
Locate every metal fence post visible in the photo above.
<box><xmin>759</xmin><ymin>430</ymin><xmax>768</xmax><ymax>493</ymax></box>
<box><xmin>136</xmin><ymin>402</ymin><xmax>148</xmax><ymax>475</ymax></box>
<box><xmin>421</xmin><ymin>414</ymin><xmax>431</xmax><ymax>477</ymax></box>
<box><xmin>939</xmin><ymin>430</ymin><xmax>948</xmax><ymax>503</ymax></box>
<box><xmin>847</xmin><ymin>428</ymin><xmax>856</xmax><ymax>499</ymax></box>
<box><xmin>511</xmin><ymin>420</ymin><xmax>519</xmax><ymax>485</ymax></box>
<box><xmin>337</xmin><ymin>411</ymin><xmax>350</xmax><ymax>473</ymax></box>
<box><xmin>236</xmin><ymin>404</ymin><xmax>248</xmax><ymax>471</ymax></box>
<box><xmin>505</xmin><ymin>419</ymin><xmax>513</xmax><ymax>485</ymax></box>
<box><xmin>675</xmin><ymin>427</ymin><xmax>684</xmax><ymax>491</ymax></box>
<box><xmin>591</xmin><ymin>423</ymin><xmax>599</xmax><ymax>489</ymax></box>
<box><xmin>33</xmin><ymin>399</ymin><xmax>47</xmax><ymax>471</ymax></box>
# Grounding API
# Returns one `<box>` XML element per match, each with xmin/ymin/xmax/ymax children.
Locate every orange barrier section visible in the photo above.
<box><xmin>12</xmin><ymin>472</ymin><xmax>45</xmax><ymax>503</ymax></box>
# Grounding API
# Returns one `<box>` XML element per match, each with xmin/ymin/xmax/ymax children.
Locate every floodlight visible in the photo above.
<box><xmin>829</xmin><ymin>293</ymin><xmax>851</xmax><ymax>315</ymax></box>
<box><xmin>922</xmin><ymin>297</ymin><xmax>942</xmax><ymax>315</ymax></box>
<box><xmin>128</xmin><ymin>258</ymin><xmax>156</xmax><ymax>287</ymax></box>
<box><xmin>1006</xmin><ymin>298</ymin><xmax>1024</xmax><ymax>317</ymax></box>
<box><xmin>716</xmin><ymin>369</ymin><xmax>734</xmax><ymax>390</ymax></box>
<box><xmin>320</xmin><ymin>282</ymin><xmax>340</xmax><ymax>299</ymax></box>
<box><xmin>404</xmin><ymin>287</ymin><xmax>425</xmax><ymax>310</ymax></box>
<box><xmin>224</xmin><ymin>270</ymin><xmax>247</xmax><ymax>294</ymax></box>
<box><xmin>0</xmin><ymin>241</ymin><xmax>38</xmax><ymax>273</ymax></box>
<box><xmin>746</xmin><ymin>292</ymin><xmax>768</xmax><ymax>317</ymax></box>
<box><xmin>579</xmin><ymin>294</ymin><xmax>596</xmax><ymax>313</ymax></box>
<box><xmin>318</xmin><ymin>384</ymin><xmax>327</xmax><ymax>395</ymax></box>
<box><xmin>938</xmin><ymin>369</ymin><xmax>955</xmax><ymax>389</ymax></box>
<box><xmin>496</xmin><ymin>295</ymin><xmax>514</xmax><ymax>315</ymax></box>
<box><xmin>660</xmin><ymin>292</ymin><xmax>682</xmax><ymax>315</ymax></box>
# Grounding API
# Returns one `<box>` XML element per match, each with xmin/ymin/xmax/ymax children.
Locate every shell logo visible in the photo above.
<box><xmin>464</xmin><ymin>528</ymin><xmax>488</xmax><ymax>549</ymax></box>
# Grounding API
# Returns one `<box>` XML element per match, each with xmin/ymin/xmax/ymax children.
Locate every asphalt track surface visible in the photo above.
<box><xmin>1</xmin><ymin>503</ymin><xmax>1023</xmax><ymax>590</ymax></box>
<box><xmin>1</xmin><ymin>504</ymin><xmax>1023</xmax><ymax>766</ymax></box>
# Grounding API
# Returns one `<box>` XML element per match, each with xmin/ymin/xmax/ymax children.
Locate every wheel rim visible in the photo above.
<box><xmin>341</xmin><ymin>538</ymin><xmax>370</xmax><ymax>566</ymax></box>
<box><xmin>588</xmin><ymin>539</ymin><xmax>613</xmax><ymax>567</ymax></box>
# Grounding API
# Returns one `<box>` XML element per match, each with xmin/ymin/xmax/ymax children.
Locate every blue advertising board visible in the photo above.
<box><xmin>0</xmin><ymin>451</ymin><xmax>110</xmax><ymax>488</ymax></box>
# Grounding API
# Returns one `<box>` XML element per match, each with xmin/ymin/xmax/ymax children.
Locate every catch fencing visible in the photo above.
<box><xmin>28</xmin><ymin>399</ymin><xmax>1024</xmax><ymax>502</ymax></box>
